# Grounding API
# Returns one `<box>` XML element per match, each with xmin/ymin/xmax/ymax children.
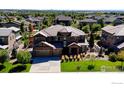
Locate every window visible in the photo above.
<box><xmin>63</xmin><ymin>41</ymin><xmax>66</xmax><ymax>47</ymax></box>
<box><xmin>55</xmin><ymin>37</ymin><xmax>58</xmax><ymax>41</ymax></box>
<box><xmin>64</xmin><ymin>37</ymin><xmax>66</xmax><ymax>40</ymax></box>
<box><xmin>0</xmin><ymin>37</ymin><xmax>4</xmax><ymax>44</ymax></box>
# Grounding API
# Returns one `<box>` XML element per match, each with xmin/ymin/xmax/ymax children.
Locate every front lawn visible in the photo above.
<box><xmin>0</xmin><ymin>61</ymin><xmax>31</xmax><ymax>73</ymax></box>
<box><xmin>61</xmin><ymin>60</ymin><xmax>123</xmax><ymax>72</ymax></box>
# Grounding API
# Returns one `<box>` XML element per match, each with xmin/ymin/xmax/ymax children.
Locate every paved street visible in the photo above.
<box><xmin>30</xmin><ymin>57</ymin><xmax>61</xmax><ymax>73</ymax></box>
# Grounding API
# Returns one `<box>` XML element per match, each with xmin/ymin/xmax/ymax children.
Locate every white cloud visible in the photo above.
<box><xmin>0</xmin><ymin>0</ymin><xmax>124</xmax><ymax>10</ymax></box>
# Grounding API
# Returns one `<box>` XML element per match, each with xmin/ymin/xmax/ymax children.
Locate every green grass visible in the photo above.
<box><xmin>0</xmin><ymin>61</ymin><xmax>31</xmax><ymax>73</ymax></box>
<box><xmin>61</xmin><ymin>60</ymin><xmax>123</xmax><ymax>72</ymax></box>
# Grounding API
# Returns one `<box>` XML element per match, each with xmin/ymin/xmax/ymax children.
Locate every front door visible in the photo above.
<box><xmin>71</xmin><ymin>48</ymin><xmax>77</xmax><ymax>55</ymax></box>
<box><xmin>62</xmin><ymin>47</ymin><xmax>69</xmax><ymax>55</ymax></box>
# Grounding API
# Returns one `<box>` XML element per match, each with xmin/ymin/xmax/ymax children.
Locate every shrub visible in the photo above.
<box><xmin>16</xmin><ymin>50</ymin><xmax>32</xmax><ymax>64</ymax></box>
<box><xmin>117</xmin><ymin>51</ymin><xmax>124</xmax><ymax>61</ymax></box>
<box><xmin>76</xmin><ymin>65</ymin><xmax>81</xmax><ymax>71</ymax></box>
<box><xmin>61</xmin><ymin>55</ymin><xmax>65</xmax><ymax>63</ymax></box>
<box><xmin>69</xmin><ymin>55</ymin><xmax>73</xmax><ymax>62</ymax></box>
<box><xmin>0</xmin><ymin>64</ymin><xmax>5</xmax><ymax>71</ymax></box>
<box><xmin>74</xmin><ymin>55</ymin><xmax>77</xmax><ymax>61</ymax></box>
<box><xmin>88</xmin><ymin>65</ymin><xmax>94</xmax><ymax>70</ymax></box>
<box><xmin>0</xmin><ymin>49</ymin><xmax>8</xmax><ymax>63</ymax></box>
<box><xmin>9</xmin><ymin>65</ymin><xmax>27</xmax><ymax>73</ymax></box>
<box><xmin>65</xmin><ymin>55</ymin><xmax>69</xmax><ymax>62</ymax></box>
<box><xmin>116</xmin><ymin>66</ymin><xmax>124</xmax><ymax>71</ymax></box>
<box><xmin>109</xmin><ymin>53</ymin><xmax>117</xmax><ymax>62</ymax></box>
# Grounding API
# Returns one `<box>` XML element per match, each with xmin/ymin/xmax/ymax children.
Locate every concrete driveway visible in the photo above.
<box><xmin>30</xmin><ymin>57</ymin><xmax>61</xmax><ymax>73</ymax></box>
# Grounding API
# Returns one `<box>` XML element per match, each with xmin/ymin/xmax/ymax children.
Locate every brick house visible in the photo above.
<box><xmin>101</xmin><ymin>24</ymin><xmax>124</xmax><ymax>51</ymax></box>
<box><xmin>33</xmin><ymin>25</ymin><xmax>88</xmax><ymax>57</ymax></box>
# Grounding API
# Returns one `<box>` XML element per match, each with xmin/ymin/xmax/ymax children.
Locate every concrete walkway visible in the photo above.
<box><xmin>30</xmin><ymin>57</ymin><xmax>60</xmax><ymax>73</ymax></box>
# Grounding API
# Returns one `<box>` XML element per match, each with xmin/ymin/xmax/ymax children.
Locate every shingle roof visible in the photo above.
<box><xmin>0</xmin><ymin>28</ymin><xmax>12</xmax><ymax>36</ymax></box>
<box><xmin>104</xmin><ymin>17</ymin><xmax>116</xmax><ymax>23</ymax></box>
<box><xmin>102</xmin><ymin>24</ymin><xmax>124</xmax><ymax>36</ymax></box>
<box><xmin>37</xmin><ymin>25</ymin><xmax>85</xmax><ymax>37</ymax></box>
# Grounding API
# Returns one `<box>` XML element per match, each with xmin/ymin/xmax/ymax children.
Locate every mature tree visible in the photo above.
<box><xmin>28</xmin><ymin>23</ymin><xmax>34</xmax><ymax>32</ymax></box>
<box><xmin>0</xmin><ymin>49</ymin><xmax>8</xmax><ymax>63</ymax></box>
<box><xmin>117</xmin><ymin>50</ymin><xmax>124</xmax><ymax>71</ymax></box>
<box><xmin>82</xmin><ymin>25</ymin><xmax>90</xmax><ymax>33</ymax></box>
<box><xmin>42</xmin><ymin>18</ymin><xmax>48</xmax><ymax>26</ymax></box>
<box><xmin>92</xmin><ymin>24</ymin><xmax>101</xmax><ymax>32</ymax></box>
<box><xmin>89</xmin><ymin>32</ymin><xmax>95</xmax><ymax>49</ymax></box>
<box><xmin>20</xmin><ymin>22</ymin><xmax>25</xmax><ymax>34</ymax></box>
<box><xmin>24</xmin><ymin>39</ymin><xmax>29</xmax><ymax>48</ymax></box>
<box><xmin>16</xmin><ymin>50</ymin><xmax>32</xmax><ymax>64</ymax></box>
<box><xmin>98</xmin><ymin>19</ymin><xmax>104</xmax><ymax>28</ymax></box>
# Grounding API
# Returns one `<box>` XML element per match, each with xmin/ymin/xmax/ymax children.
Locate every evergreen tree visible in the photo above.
<box><xmin>89</xmin><ymin>32</ymin><xmax>94</xmax><ymax>49</ymax></box>
<box><xmin>20</xmin><ymin>22</ymin><xmax>25</xmax><ymax>34</ymax></box>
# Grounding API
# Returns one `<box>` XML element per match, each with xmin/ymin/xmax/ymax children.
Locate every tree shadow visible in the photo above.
<box><xmin>31</xmin><ymin>56</ymin><xmax>60</xmax><ymax>64</ymax></box>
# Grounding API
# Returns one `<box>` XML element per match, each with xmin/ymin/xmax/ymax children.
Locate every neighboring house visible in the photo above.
<box><xmin>8</xmin><ymin>27</ymin><xmax>22</xmax><ymax>46</ymax></box>
<box><xmin>0</xmin><ymin>28</ymin><xmax>16</xmax><ymax>56</ymax></box>
<box><xmin>103</xmin><ymin>17</ymin><xmax>124</xmax><ymax>25</ymax></box>
<box><xmin>101</xmin><ymin>24</ymin><xmax>124</xmax><ymax>51</ymax></box>
<box><xmin>0</xmin><ymin>21</ymin><xmax>20</xmax><ymax>28</ymax></box>
<box><xmin>113</xmin><ymin>18</ymin><xmax>124</xmax><ymax>26</ymax></box>
<box><xmin>103</xmin><ymin>17</ymin><xmax>116</xmax><ymax>24</ymax></box>
<box><xmin>54</xmin><ymin>15</ymin><xmax>72</xmax><ymax>26</ymax></box>
<box><xmin>26</xmin><ymin>17</ymin><xmax>44</xmax><ymax>29</ymax></box>
<box><xmin>78</xmin><ymin>19</ymin><xmax>97</xmax><ymax>26</ymax></box>
<box><xmin>33</xmin><ymin>25</ymin><xmax>88</xmax><ymax>57</ymax></box>
<box><xmin>116</xmin><ymin>16</ymin><xmax>124</xmax><ymax>20</ymax></box>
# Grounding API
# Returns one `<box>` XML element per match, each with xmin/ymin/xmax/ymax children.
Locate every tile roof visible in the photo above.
<box><xmin>37</xmin><ymin>25</ymin><xmax>85</xmax><ymax>37</ymax></box>
<box><xmin>102</xmin><ymin>24</ymin><xmax>124</xmax><ymax>36</ymax></box>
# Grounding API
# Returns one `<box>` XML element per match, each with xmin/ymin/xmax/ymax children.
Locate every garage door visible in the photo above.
<box><xmin>35</xmin><ymin>50</ymin><xmax>53</xmax><ymax>56</ymax></box>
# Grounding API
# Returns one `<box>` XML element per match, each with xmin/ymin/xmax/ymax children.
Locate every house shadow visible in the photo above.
<box><xmin>31</xmin><ymin>56</ymin><xmax>60</xmax><ymax>64</ymax></box>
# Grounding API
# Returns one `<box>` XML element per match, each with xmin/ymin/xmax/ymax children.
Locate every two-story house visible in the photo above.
<box><xmin>8</xmin><ymin>27</ymin><xmax>22</xmax><ymax>46</ymax></box>
<box><xmin>33</xmin><ymin>25</ymin><xmax>88</xmax><ymax>57</ymax></box>
<box><xmin>26</xmin><ymin>17</ymin><xmax>44</xmax><ymax>29</ymax></box>
<box><xmin>54</xmin><ymin>15</ymin><xmax>72</xmax><ymax>26</ymax></box>
<box><xmin>0</xmin><ymin>28</ymin><xmax>16</xmax><ymax>56</ymax></box>
<box><xmin>101</xmin><ymin>24</ymin><xmax>124</xmax><ymax>51</ymax></box>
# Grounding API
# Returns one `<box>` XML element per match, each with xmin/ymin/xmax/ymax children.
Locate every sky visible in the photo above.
<box><xmin>0</xmin><ymin>0</ymin><xmax>124</xmax><ymax>10</ymax></box>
